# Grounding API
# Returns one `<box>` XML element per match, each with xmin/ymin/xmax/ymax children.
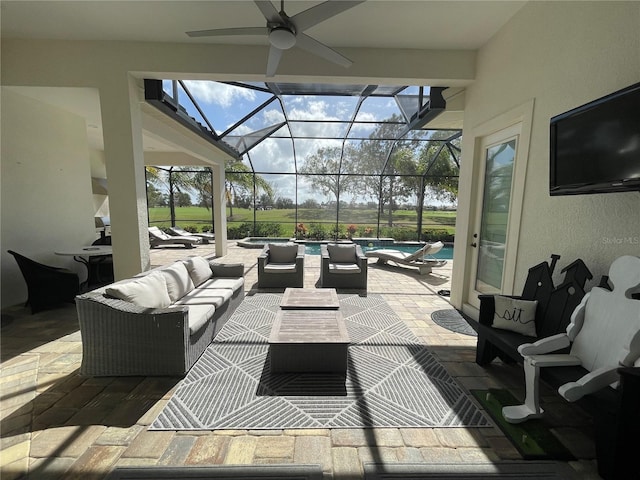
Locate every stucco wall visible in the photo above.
<box><xmin>454</xmin><ymin>1</ymin><xmax>640</xmax><ymax>309</ymax></box>
<box><xmin>1</xmin><ymin>88</ymin><xmax>96</xmax><ymax>308</ymax></box>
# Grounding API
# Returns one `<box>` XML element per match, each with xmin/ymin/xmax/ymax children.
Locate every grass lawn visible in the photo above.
<box><xmin>148</xmin><ymin>206</ymin><xmax>456</xmax><ymax>236</ymax></box>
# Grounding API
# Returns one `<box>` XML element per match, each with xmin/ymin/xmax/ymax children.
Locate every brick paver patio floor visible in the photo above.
<box><xmin>1</xmin><ymin>242</ymin><xmax>602</xmax><ymax>479</ymax></box>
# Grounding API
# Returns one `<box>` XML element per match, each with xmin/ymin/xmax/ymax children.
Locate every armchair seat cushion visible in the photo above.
<box><xmin>264</xmin><ymin>263</ymin><xmax>297</xmax><ymax>274</ymax></box>
<box><xmin>329</xmin><ymin>263</ymin><xmax>361</xmax><ymax>274</ymax></box>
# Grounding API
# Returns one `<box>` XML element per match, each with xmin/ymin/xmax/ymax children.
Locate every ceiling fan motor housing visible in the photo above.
<box><xmin>269</xmin><ymin>26</ymin><xmax>297</xmax><ymax>49</ymax></box>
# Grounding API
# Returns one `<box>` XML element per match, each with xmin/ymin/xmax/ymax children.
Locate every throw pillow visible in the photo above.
<box><xmin>268</xmin><ymin>243</ymin><xmax>298</xmax><ymax>263</ymax></box>
<box><xmin>161</xmin><ymin>261</ymin><xmax>195</xmax><ymax>302</ymax></box>
<box><xmin>327</xmin><ymin>244</ymin><xmax>356</xmax><ymax>263</ymax></box>
<box><xmin>492</xmin><ymin>295</ymin><xmax>538</xmax><ymax>337</ymax></box>
<box><xmin>105</xmin><ymin>273</ymin><xmax>171</xmax><ymax>308</ymax></box>
<box><xmin>185</xmin><ymin>256</ymin><xmax>212</xmax><ymax>286</ymax></box>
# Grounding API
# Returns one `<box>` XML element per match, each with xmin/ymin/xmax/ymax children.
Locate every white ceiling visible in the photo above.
<box><xmin>2</xmin><ymin>1</ymin><xmax>527</xmax><ymax>159</ymax></box>
<box><xmin>1</xmin><ymin>1</ymin><xmax>526</xmax><ymax>50</ymax></box>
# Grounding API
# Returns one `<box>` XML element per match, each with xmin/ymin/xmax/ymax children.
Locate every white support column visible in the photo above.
<box><xmin>211</xmin><ymin>162</ymin><xmax>227</xmax><ymax>257</ymax></box>
<box><xmin>99</xmin><ymin>75</ymin><xmax>150</xmax><ymax>278</ymax></box>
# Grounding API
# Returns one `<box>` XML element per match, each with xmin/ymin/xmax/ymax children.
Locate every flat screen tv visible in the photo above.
<box><xmin>550</xmin><ymin>82</ymin><xmax>640</xmax><ymax>195</ymax></box>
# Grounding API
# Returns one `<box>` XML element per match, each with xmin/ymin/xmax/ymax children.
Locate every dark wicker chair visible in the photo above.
<box><xmin>320</xmin><ymin>243</ymin><xmax>368</xmax><ymax>290</ymax></box>
<box><xmin>8</xmin><ymin>250</ymin><xmax>80</xmax><ymax>313</ymax></box>
<box><xmin>257</xmin><ymin>243</ymin><xmax>305</xmax><ymax>288</ymax></box>
<box><xmin>88</xmin><ymin>236</ymin><xmax>114</xmax><ymax>286</ymax></box>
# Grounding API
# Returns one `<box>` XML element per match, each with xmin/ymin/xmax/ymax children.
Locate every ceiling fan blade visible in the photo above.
<box><xmin>291</xmin><ymin>0</ymin><xmax>365</xmax><ymax>32</ymax></box>
<box><xmin>186</xmin><ymin>26</ymin><xmax>268</xmax><ymax>38</ymax></box>
<box><xmin>295</xmin><ymin>33</ymin><xmax>353</xmax><ymax>68</ymax></box>
<box><xmin>266</xmin><ymin>45</ymin><xmax>284</xmax><ymax>77</ymax></box>
<box><xmin>254</xmin><ymin>0</ymin><xmax>283</xmax><ymax>23</ymax></box>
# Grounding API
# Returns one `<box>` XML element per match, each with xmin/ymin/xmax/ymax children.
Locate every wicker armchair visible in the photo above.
<box><xmin>320</xmin><ymin>243</ymin><xmax>368</xmax><ymax>290</ymax></box>
<box><xmin>257</xmin><ymin>243</ymin><xmax>305</xmax><ymax>288</ymax></box>
<box><xmin>8</xmin><ymin>250</ymin><xmax>80</xmax><ymax>313</ymax></box>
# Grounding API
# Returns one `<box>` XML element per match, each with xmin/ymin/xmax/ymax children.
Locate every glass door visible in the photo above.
<box><xmin>468</xmin><ymin>125</ymin><xmax>519</xmax><ymax>305</ymax></box>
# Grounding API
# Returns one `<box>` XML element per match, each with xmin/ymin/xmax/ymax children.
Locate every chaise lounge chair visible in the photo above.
<box><xmin>169</xmin><ymin>226</ymin><xmax>215</xmax><ymax>244</ymax></box>
<box><xmin>149</xmin><ymin>226</ymin><xmax>201</xmax><ymax>249</ymax></box>
<box><xmin>365</xmin><ymin>241</ymin><xmax>447</xmax><ymax>275</ymax></box>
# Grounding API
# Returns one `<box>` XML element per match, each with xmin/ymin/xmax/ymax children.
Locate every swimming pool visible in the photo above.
<box><xmin>237</xmin><ymin>238</ymin><xmax>454</xmax><ymax>260</ymax></box>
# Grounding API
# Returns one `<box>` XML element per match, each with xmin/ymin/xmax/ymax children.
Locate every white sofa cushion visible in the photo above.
<box><xmin>185</xmin><ymin>304</ymin><xmax>216</xmax><ymax>335</ymax></box>
<box><xmin>185</xmin><ymin>256</ymin><xmax>212</xmax><ymax>286</ymax></box>
<box><xmin>177</xmin><ymin>288</ymin><xmax>233</xmax><ymax>308</ymax></box>
<box><xmin>199</xmin><ymin>277</ymin><xmax>244</xmax><ymax>293</ymax></box>
<box><xmin>105</xmin><ymin>273</ymin><xmax>171</xmax><ymax>308</ymax></box>
<box><xmin>161</xmin><ymin>262</ymin><xmax>195</xmax><ymax>302</ymax></box>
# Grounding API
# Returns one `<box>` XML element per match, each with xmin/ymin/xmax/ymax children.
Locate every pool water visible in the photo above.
<box><xmin>239</xmin><ymin>238</ymin><xmax>453</xmax><ymax>260</ymax></box>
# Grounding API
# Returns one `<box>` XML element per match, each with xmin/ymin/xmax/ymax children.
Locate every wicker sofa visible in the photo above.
<box><xmin>75</xmin><ymin>256</ymin><xmax>244</xmax><ymax>376</ymax></box>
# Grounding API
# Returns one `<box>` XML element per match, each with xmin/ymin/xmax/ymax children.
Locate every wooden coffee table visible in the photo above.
<box><xmin>269</xmin><ymin>309</ymin><xmax>350</xmax><ymax>373</ymax></box>
<box><xmin>280</xmin><ymin>287</ymin><xmax>339</xmax><ymax>309</ymax></box>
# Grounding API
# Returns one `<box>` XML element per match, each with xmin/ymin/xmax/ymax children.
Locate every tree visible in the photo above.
<box><xmin>300</xmin><ymin>198</ymin><xmax>319</xmax><ymax>209</ymax></box>
<box><xmin>175</xmin><ymin>191</ymin><xmax>191</xmax><ymax>207</ymax></box>
<box><xmin>298</xmin><ymin>146</ymin><xmax>356</xmax><ymax>203</ymax></box>
<box><xmin>146</xmin><ymin>183</ymin><xmax>168</xmax><ymax>207</ymax></box>
<box><xmin>225</xmin><ymin>159</ymin><xmax>273</xmax><ymax>217</ymax></box>
<box><xmin>353</xmin><ymin>114</ymin><xmax>420</xmax><ymax>226</ymax></box>
<box><xmin>413</xmin><ymin>131</ymin><xmax>460</xmax><ymax>205</ymax></box>
<box><xmin>275</xmin><ymin>197</ymin><xmax>294</xmax><ymax>209</ymax></box>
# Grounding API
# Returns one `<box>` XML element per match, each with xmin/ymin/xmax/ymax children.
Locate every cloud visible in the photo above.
<box><xmin>183</xmin><ymin>81</ymin><xmax>256</xmax><ymax>108</ymax></box>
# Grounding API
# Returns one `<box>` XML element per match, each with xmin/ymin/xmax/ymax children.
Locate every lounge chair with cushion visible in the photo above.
<box><xmin>149</xmin><ymin>226</ymin><xmax>201</xmax><ymax>249</ymax></box>
<box><xmin>8</xmin><ymin>250</ymin><xmax>80</xmax><ymax>313</ymax></box>
<box><xmin>169</xmin><ymin>226</ymin><xmax>215</xmax><ymax>244</ymax></box>
<box><xmin>320</xmin><ymin>243</ymin><xmax>368</xmax><ymax>290</ymax></box>
<box><xmin>364</xmin><ymin>241</ymin><xmax>447</xmax><ymax>275</ymax></box>
<box><xmin>257</xmin><ymin>243</ymin><xmax>305</xmax><ymax>288</ymax></box>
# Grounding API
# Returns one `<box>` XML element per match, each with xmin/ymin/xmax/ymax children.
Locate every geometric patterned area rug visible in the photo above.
<box><xmin>151</xmin><ymin>293</ymin><xmax>491</xmax><ymax>430</ymax></box>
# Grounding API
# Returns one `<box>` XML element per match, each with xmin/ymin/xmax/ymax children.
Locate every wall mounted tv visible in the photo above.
<box><xmin>550</xmin><ymin>82</ymin><xmax>640</xmax><ymax>195</ymax></box>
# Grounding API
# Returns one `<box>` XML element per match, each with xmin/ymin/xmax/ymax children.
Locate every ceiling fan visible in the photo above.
<box><xmin>186</xmin><ymin>0</ymin><xmax>365</xmax><ymax>77</ymax></box>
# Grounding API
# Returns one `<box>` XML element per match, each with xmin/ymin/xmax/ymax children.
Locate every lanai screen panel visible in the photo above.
<box><xmin>148</xmin><ymin>79</ymin><xmax>461</xmax><ymax>240</ymax></box>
